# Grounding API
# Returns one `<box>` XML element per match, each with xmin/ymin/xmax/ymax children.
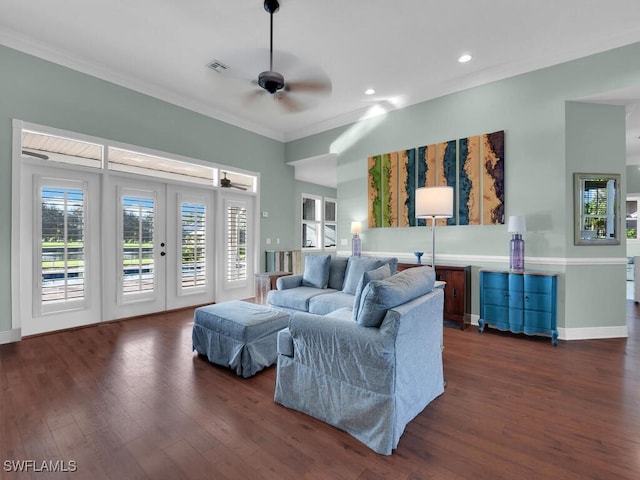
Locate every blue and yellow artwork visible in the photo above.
<box><xmin>459</xmin><ymin>136</ymin><xmax>481</xmax><ymax>225</ymax></box>
<box><xmin>437</xmin><ymin>140</ymin><xmax>457</xmax><ymax>226</ymax></box>
<box><xmin>416</xmin><ymin>144</ymin><xmax>436</xmax><ymax>226</ymax></box>
<box><xmin>367</xmin><ymin>130</ymin><xmax>505</xmax><ymax>229</ymax></box>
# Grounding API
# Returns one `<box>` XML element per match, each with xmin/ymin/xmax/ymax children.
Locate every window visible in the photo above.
<box><xmin>39</xmin><ymin>183</ymin><xmax>87</xmax><ymax>313</ymax></box>
<box><xmin>324</xmin><ymin>198</ymin><xmax>337</xmax><ymax>249</ymax></box>
<box><xmin>301</xmin><ymin>194</ymin><xmax>337</xmax><ymax>251</ymax></box>
<box><xmin>302</xmin><ymin>194</ymin><xmax>321</xmax><ymax>249</ymax></box>
<box><xmin>23</xmin><ymin>130</ymin><xmax>103</xmax><ymax>169</ymax></box>
<box><xmin>121</xmin><ymin>194</ymin><xmax>155</xmax><ymax>296</ymax></box>
<box><xmin>226</xmin><ymin>202</ymin><xmax>248</xmax><ymax>282</ymax></box>
<box><xmin>627</xmin><ymin>196</ymin><xmax>639</xmax><ymax>240</ymax></box>
<box><xmin>180</xmin><ymin>202</ymin><xmax>207</xmax><ymax>289</ymax></box>
<box><xmin>108</xmin><ymin>147</ymin><xmax>214</xmax><ymax>185</ymax></box>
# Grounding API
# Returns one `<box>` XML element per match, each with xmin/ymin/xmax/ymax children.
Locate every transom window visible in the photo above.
<box><xmin>21</xmin><ymin>128</ymin><xmax>257</xmax><ymax>191</ymax></box>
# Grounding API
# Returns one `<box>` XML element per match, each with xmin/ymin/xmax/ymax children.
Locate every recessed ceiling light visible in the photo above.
<box><xmin>458</xmin><ymin>54</ymin><xmax>472</xmax><ymax>63</ymax></box>
<box><xmin>365</xmin><ymin>88</ymin><xmax>376</xmax><ymax>95</ymax></box>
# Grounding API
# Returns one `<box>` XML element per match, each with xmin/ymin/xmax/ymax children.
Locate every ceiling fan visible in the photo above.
<box><xmin>220</xmin><ymin>172</ymin><xmax>250</xmax><ymax>191</ymax></box>
<box><xmin>248</xmin><ymin>0</ymin><xmax>332</xmax><ymax>112</ymax></box>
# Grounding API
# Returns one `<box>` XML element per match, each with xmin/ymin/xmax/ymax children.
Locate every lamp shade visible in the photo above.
<box><xmin>508</xmin><ymin>215</ymin><xmax>526</xmax><ymax>233</ymax></box>
<box><xmin>415</xmin><ymin>186</ymin><xmax>454</xmax><ymax>218</ymax></box>
<box><xmin>350</xmin><ymin>221</ymin><xmax>362</xmax><ymax>234</ymax></box>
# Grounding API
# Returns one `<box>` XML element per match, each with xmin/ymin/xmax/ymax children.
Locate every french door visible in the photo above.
<box><xmin>18</xmin><ymin>163</ymin><xmax>251</xmax><ymax>336</ymax></box>
<box><xmin>105</xmin><ymin>177</ymin><xmax>214</xmax><ymax>320</ymax></box>
<box><xmin>216</xmin><ymin>192</ymin><xmax>256</xmax><ymax>302</ymax></box>
<box><xmin>19</xmin><ymin>165</ymin><xmax>102</xmax><ymax>336</ymax></box>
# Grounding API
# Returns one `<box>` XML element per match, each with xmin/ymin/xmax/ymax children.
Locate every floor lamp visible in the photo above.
<box><xmin>415</xmin><ymin>186</ymin><xmax>454</xmax><ymax>268</ymax></box>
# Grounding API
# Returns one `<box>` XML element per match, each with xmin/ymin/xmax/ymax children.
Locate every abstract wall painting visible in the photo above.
<box><xmin>482</xmin><ymin>130</ymin><xmax>505</xmax><ymax>225</ymax></box>
<box><xmin>367</xmin><ymin>130</ymin><xmax>505</xmax><ymax>229</ymax></box>
<box><xmin>437</xmin><ymin>140</ymin><xmax>457</xmax><ymax>226</ymax></box>
<box><xmin>398</xmin><ymin>148</ymin><xmax>417</xmax><ymax>227</ymax></box>
<box><xmin>367</xmin><ymin>154</ymin><xmax>382</xmax><ymax>228</ymax></box>
<box><xmin>416</xmin><ymin>144</ymin><xmax>436</xmax><ymax>226</ymax></box>
<box><xmin>381</xmin><ymin>152</ymin><xmax>399</xmax><ymax>227</ymax></box>
<box><xmin>458</xmin><ymin>135</ymin><xmax>481</xmax><ymax>225</ymax></box>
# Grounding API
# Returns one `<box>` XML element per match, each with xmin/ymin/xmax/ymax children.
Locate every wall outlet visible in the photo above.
<box><xmin>340</xmin><ymin>238</ymin><xmax>348</xmax><ymax>246</ymax></box>
<box><xmin>262</xmin><ymin>211</ymin><xmax>269</xmax><ymax>218</ymax></box>
<box><xmin>266</xmin><ymin>238</ymin><xmax>271</xmax><ymax>245</ymax></box>
<box><xmin>276</xmin><ymin>238</ymin><xmax>280</xmax><ymax>244</ymax></box>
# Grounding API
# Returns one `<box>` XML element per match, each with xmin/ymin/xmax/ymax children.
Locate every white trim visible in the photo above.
<box><xmin>0</xmin><ymin>31</ymin><xmax>284</xmax><ymax>142</ymax></box>
<box><xmin>558</xmin><ymin>325</ymin><xmax>628</xmax><ymax>340</ymax></box>
<box><xmin>19</xmin><ymin>120</ymin><xmax>261</xmax><ymax>189</ymax></box>
<box><xmin>0</xmin><ymin>329</ymin><xmax>22</xmax><ymax>344</ymax></box>
<box><xmin>469</xmin><ymin>315</ymin><xmax>628</xmax><ymax>341</ymax></box>
<box><xmin>352</xmin><ymin>250</ymin><xmax>628</xmax><ymax>267</ymax></box>
<box><xmin>11</xmin><ymin>120</ymin><xmax>23</xmax><ymax>333</ymax></box>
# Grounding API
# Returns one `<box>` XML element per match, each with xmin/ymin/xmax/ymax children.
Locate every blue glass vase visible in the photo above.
<box><xmin>414</xmin><ymin>251</ymin><xmax>424</xmax><ymax>264</ymax></box>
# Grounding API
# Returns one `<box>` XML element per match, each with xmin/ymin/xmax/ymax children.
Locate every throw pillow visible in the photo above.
<box><xmin>342</xmin><ymin>257</ymin><xmax>384</xmax><ymax>294</ymax></box>
<box><xmin>351</xmin><ymin>264</ymin><xmax>391</xmax><ymax>322</ymax></box>
<box><xmin>302</xmin><ymin>254</ymin><xmax>331</xmax><ymax>289</ymax></box>
<box><xmin>356</xmin><ymin>266</ymin><xmax>436</xmax><ymax>328</ymax></box>
<box><xmin>327</xmin><ymin>256</ymin><xmax>349</xmax><ymax>290</ymax></box>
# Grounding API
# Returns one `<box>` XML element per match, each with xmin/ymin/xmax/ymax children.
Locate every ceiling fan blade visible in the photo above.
<box><xmin>244</xmin><ymin>89</ymin><xmax>266</xmax><ymax>106</ymax></box>
<box><xmin>276</xmin><ymin>94</ymin><xmax>305</xmax><ymax>113</ymax></box>
<box><xmin>285</xmin><ymin>77</ymin><xmax>332</xmax><ymax>95</ymax></box>
<box><xmin>22</xmin><ymin>149</ymin><xmax>49</xmax><ymax>160</ymax></box>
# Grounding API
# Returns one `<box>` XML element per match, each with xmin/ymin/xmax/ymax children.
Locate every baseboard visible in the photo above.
<box><xmin>467</xmin><ymin>316</ymin><xmax>627</xmax><ymax>341</ymax></box>
<box><xmin>0</xmin><ymin>328</ymin><xmax>22</xmax><ymax>344</ymax></box>
<box><xmin>558</xmin><ymin>325</ymin><xmax>628</xmax><ymax>340</ymax></box>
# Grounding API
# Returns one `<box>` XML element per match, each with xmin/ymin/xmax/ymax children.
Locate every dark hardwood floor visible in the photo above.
<box><xmin>2</xmin><ymin>303</ymin><xmax>640</xmax><ymax>479</ymax></box>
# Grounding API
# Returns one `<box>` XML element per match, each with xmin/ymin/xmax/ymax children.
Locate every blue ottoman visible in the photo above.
<box><xmin>192</xmin><ymin>301</ymin><xmax>289</xmax><ymax>378</ymax></box>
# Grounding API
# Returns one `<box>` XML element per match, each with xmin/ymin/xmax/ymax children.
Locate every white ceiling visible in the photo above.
<box><xmin>2</xmin><ymin>0</ymin><xmax>640</xmax><ymax>179</ymax></box>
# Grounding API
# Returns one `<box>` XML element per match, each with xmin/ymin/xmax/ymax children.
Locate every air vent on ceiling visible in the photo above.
<box><xmin>207</xmin><ymin>60</ymin><xmax>229</xmax><ymax>73</ymax></box>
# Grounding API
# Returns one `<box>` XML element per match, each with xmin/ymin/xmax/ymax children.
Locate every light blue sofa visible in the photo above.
<box><xmin>267</xmin><ymin>254</ymin><xmax>398</xmax><ymax>315</ymax></box>
<box><xmin>274</xmin><ymin>266</ymin><xmax>445</xmax><ymax>455</ymax></box>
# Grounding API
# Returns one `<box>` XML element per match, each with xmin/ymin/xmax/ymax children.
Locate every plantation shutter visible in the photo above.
<box><xmin>226</xmin><ymin>202</ymin><xmax>248</xmax><ymax>283</ymax></box>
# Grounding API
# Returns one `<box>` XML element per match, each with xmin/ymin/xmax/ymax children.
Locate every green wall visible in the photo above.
<box><xmin>3</xmin><ymin>39</ymin><xmax>640</xmax><ymax>338</ymax></box>
<box><xmin>0</xmin><ymin>45</ymin><xmax>294</xmax><ymax>334</ymax></box>
<box><xmin>286</xmin><ymin>43</ymin><xmax>640</xmax><ymax>334</ymax></box>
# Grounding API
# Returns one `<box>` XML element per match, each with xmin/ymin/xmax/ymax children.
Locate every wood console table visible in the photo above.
<box><xmin>397</xmin><ymin>263</ymin><xmax>471</xmax><ymax>330</ymax></box>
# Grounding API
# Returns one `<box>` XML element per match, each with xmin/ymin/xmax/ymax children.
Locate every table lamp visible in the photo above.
<box><xmin>415</xmin><ymin>186</ymin><xmax>454</xmax><ymax>268</ymax></box>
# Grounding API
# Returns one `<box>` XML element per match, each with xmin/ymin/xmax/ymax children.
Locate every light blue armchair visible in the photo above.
<box><xmin>274</xmin><ymin>266</ymin><xmax>445</xmax><ymax>455</ymax></box>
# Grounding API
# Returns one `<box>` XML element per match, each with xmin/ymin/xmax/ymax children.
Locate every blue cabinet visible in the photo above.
<box><xmin>479</xmin><ymin>270</ymin><xmax>558</xmax><ymax>345</ymax></box>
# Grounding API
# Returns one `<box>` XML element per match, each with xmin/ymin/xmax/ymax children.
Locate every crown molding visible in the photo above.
<box><xmin>0</xmin><ymin>30</ymin><xmax>286</xmax><ymax>142</ymax></box>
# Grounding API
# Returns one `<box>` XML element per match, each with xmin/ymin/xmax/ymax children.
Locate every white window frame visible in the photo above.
<box><xmin>36</xmin><ymin>177</ymin><xmax>90</xmax><ymax>316</ymax></box>
<box><xmin>627</xmin><ymin>194</ymin><xmax>640</xmax><ymax>242</ymax></box>
<box><xmin>323</xmin><ymin>197</ymin><xmax>337</xmax><ymax>251</ymax></box>
<box><xmin>301</xmin><ymin>194</ymin><xmax>322</xmax><ymax>251</ymax></box>
<box><xmin>301</xmin><ymin>193</ymin><xmax>337</xmax><ymax>252</ymax></box>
